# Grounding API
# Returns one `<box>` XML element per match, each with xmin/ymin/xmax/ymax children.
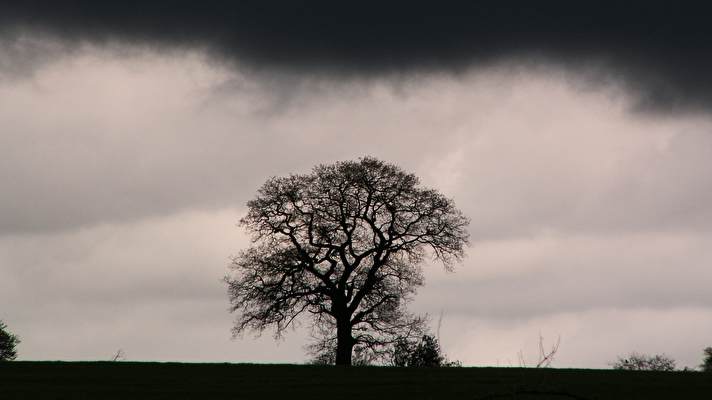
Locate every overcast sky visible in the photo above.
<box><xmin>1</xmin><ymin>3</ymin><xmax>712</xmax><ymax>368</ymax></box>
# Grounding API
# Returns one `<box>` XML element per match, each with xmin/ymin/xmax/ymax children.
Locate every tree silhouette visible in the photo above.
<box><xmin>0</xmin><ymin>320</ymin><xmax>20</xmax><ymax>361</ymax></box>
<box><xmin>611</xmin><ymin>352</ymin><xmax>676</xmax><ymax>371</ymax></box>
<box><xmin>701</xmin><ymin>347</ymin><xmax>712</xmax><ymax>372</ymax></box>
<box><xmin>226</xmin><ymin>157</ymin><xmax>469</xmax><ymax>365</ymax></box>
<box><xmin>392</xmin><ymin>334</ymin><xmax>447</xmax><ymax>367</ymax></box>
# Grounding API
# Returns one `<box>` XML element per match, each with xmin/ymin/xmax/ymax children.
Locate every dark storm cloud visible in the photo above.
<box><xmin>1</xmin><ymin>2</ymin><xmax>712</xmax><ymax>112</ymax></box>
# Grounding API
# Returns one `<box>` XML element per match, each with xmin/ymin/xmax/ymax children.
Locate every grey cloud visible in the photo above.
<box><xmin>3</xmin><ymin>51</ymin><xmax>712</xmax><ymax>368</ymax></box>
<box><xmin>412</xmin><ymin>233</ymin><xmax>712</xmax><ymax>320</ymax></box>
<box><xmin>0</xmin><ymin>53</ymin><xmax>462</xmax><ymax>235</ymax></box>
<box><xmin>0</xmin><ymin>208</ymin><xmax>314</xmax><ymax>362</ymax></box>
<box><xmin>437</xmin><ymin>90</ymin><xmax>712</xmax><ymax>240</ymax></box>
<box><xmin>0</xmin><ymin>35</ymin><xmax>76</xmax><ymax>81</ymax></box>
<box><xmin>3</xmin><ymin>2</ymin><xmax>712</xmax><ymax>113</ymax></box>
<box><xmin>3</xmin><ymin>56</ymin><xmax>712</xmax><ymax>237</ymax></box>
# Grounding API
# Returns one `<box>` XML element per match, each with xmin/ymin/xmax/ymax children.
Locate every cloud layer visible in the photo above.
<box><xmin>2</xmin><ymin>48</ymin><xmax>712</xmax><ymax>368</ymax></box>
<box><xmin>2</xmin><ymin>3</ymin><xmax>712</xmax><ymax>112</ymax></box>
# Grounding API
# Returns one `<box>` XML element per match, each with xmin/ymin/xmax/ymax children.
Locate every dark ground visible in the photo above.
<box><xmin>1</xmin><ymin>362</ymin><xmax>710</xmax><ymax>399</ymax></box>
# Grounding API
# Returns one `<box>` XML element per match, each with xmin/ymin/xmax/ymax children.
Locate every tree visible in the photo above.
<box><xmin>0</xmin><ymin>320</ymin><xmax>20</xmax><ymax>361</ymax></box>
<box><xmin>611</xmin><ymin>352</ymin><xmax>676</xmax><ymax>371</ymax></box>
<box><xmin>701</xmin><ymin>347</ymin><xmax>712</xmax><ymax>372</ymax></box>
<box><xmin>226</xmin><ymin>157</ymin><xmax>470</xmax><ymax>366</ymax></box>
<box><xmin>392</xmin><ymin>334</ymin><xmax>449</xmax><ymax>367</ymax></box>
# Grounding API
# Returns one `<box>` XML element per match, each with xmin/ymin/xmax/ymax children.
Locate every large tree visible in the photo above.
<box><xmin>226</xmin><ymin>157</ymin><xmax>469</xmax><ymax>365</ymax></box>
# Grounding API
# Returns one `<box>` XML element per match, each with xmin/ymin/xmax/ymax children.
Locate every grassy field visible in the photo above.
<box><xmin>1</xmin><ymin>362</ymin><xmax>710</xmax><ymax>399</ymax></box>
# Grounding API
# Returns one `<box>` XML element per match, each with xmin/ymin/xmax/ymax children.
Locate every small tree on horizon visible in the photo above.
<box><xmin>392</xmin><ymin>334</ymin><xmax>452</xmax><ymax>367</ymax></box>
<box><xmin>701</xmin><ymin>347</ymin><xmax>712</xmax><ymax>372</ymax></box>
<box><xmin>0</xmin><ymin>320</ymin><xmax>20</xmax><ymax>361</ymax></box>
<box><xmin>226</xmin><ymin>157</ymin><xmax>470</xmax><ymax>366</ymax></box>
<box><xmin>611</xmin><ymin>352</ymin><xmax>676</xmax><ymax>371</ymax></box>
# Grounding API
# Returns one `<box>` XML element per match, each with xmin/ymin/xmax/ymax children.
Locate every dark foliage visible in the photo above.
<box><xmin>392</xmin><ymin>334</ymin><xmax>447</xmax><ymax>367</ymax></box>
<box><xmin>702</xmin><ymin>347</ymin><xmax>712</xmax><ymax>372</ymax></box>
<box><xmin>611</xmin><ymin>352</ymin><xmax>676</xmax><ymax>371</ymax></box>
<box><xmin>0</xmin><ymin>320</ymin><xmax>20</xmax><ymax>361</ymax></box>
<box><xmin>226</xmin><ymin>157</ymin><xmax>469</xmax><ymax>365</ymax></box>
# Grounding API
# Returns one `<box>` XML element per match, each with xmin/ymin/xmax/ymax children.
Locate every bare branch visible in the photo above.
<box><xmin>227</xmin><ymin>157</ymin><xmax>469</xmax><ymax>365</ymax></box>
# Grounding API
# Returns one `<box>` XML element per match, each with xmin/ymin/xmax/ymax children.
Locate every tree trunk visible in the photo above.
<box><xmin>334</xmin><ymin>318</ymin><xmax>354</xmax><ymax>366</ymax></box>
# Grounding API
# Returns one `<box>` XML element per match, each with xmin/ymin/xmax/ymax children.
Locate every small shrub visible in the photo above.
<box><xmin>0</xmin><ymin>320</ymin><xmax>20</xmax><ymax>361</ymax></box>
<box><xmin>701</xmin><ymin>347</ymin><xmax>712</xmax><ymax>372</ymax></box>
<box><xmin>391</xmin><ymin>334</ymin><xmax>459</xmax><ymax>367</ymax></box>
<box><xmin>612</xmin><ymin>352</ymin><xmax>676</xmax><ymax>371</ymax></box>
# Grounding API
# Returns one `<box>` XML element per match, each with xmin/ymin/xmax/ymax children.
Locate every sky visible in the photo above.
<box><xmin>1</xmin><ymin>2</ymin><xmax>711</xmax><ymax>368</ymax></box>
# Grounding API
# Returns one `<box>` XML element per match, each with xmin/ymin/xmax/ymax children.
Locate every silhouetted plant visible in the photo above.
<box><xmin>701</xmin><ymin>347</ymin><xmax>712</xmax><ymax>372</ymax></box>
<box><xmin>110</xmin><ymin>349</ymin><xmax>126</xmax><ymax>361</ymax></box>
<box><xmin>0</xmin><ymin>320</ymin><xmax>20</xmax><ymax>361</ymax></box>
<box><xmin>307</xmin><ymin>348</ymin><xmax>335</xmax><ymax>366</ymax></box>
<box><xmin>307</xmin><ymin>344</ymin><xmax>378</xmax><ymax>366</ymax></box>
<box><xmin>516</xmin><ymin>334</ymin><xmax>561</xmax><ymax>368</ymax></box>
<box><xmin>227</xmin><ymin>157</ymin><xmax>469</xmax><ymax>366</ymax></box>
<box><xmin>391</xmin><ymin>334</ymin><xmax>460</xmax><ymax>367</ymax></box>
<box><xmin>611</xmin><ymin>352</ymin><xmax>676</xmax><ymax>371</ymax></box>
<box><xmin>392</xmin><ymin>336</ymin><xmax>413</xmax><ymax>367</ymax></box>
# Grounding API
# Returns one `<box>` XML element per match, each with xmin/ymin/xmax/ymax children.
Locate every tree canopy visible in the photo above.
<box><xmin>226</xmin><ymin>157</ymin><xmax>469</xmax><ymax>365</ymax></box>
<box><xmin>0</xmin><ymin>320</ymin><xmax>20</xmax><ymax>361</ymax></box>
<box><xmin>701</xmin><ymin>347</ymin><xmax>712</xmax><ymax>372</ymax></box>
<box><xmin>612</xmin><ymin>352</ymin><xmax>676</xmax><ymax>371</ymax></box>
